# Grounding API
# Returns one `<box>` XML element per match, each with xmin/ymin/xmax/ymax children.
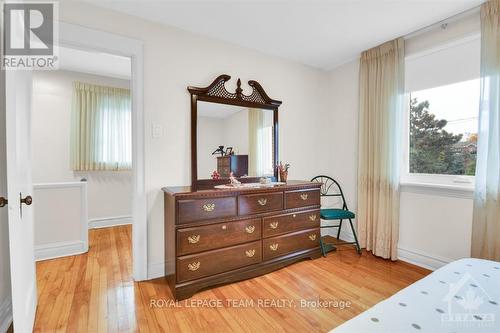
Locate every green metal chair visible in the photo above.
<box><xmin>311</xmin><ymin>175</ymin><xmax>361</xmax><ymax>256</ymax></box>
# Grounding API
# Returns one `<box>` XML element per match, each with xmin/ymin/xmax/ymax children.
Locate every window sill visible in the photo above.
<box><xmin>400</xmin><ymin>181</ymin><xmax>474</xmax><ymax>199</ymax></box>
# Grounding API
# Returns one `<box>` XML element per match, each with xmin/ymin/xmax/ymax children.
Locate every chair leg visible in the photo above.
<box><xmin>348</xmin><ymin>218</ymin><xmax>362</xmax><ymax>255</ymax></box>
<box><xmin>336</xmin><ymin>219</ymin><xmax>343</xmax><ymax>240</ymax></box>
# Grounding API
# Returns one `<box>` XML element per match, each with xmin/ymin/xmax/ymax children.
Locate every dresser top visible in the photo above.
<box><xmin>162</xmin><ymin>180</ymin><xmax>321</xmax><ymax>197</ymax></box>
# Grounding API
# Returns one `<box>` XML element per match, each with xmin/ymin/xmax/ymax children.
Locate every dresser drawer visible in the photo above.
<box><xmin>263</xmin><ymin>209</ymin><xmax>320</xmax><ymax>238</ymax></box>
<box><xmin>238</xmin><ymin>192</ymin><xmax>283</xmax><ymax>215</ymax></box>
<box><xmin>177</xmin><ymin>218</ymin><xmax>261</xmax><ymax>256</ymax></box>
<box><xmin>285</xmin><ymin>189</ymin><xmax>320</xmax><ymax>209</ymax></box>
<box><xmin>177</xmin><ymin>196</ymin><xmax>237</xmax><ymax>224</ymax></box>
<box><xmin>177</xmin><ymin>241</ymin><xmax>262</xmax><ymax>283</ymax></box>
<box><xmin>263</xmin><ymin>228</ymin><xmax>320</xmax><ymax>260</ymax></box>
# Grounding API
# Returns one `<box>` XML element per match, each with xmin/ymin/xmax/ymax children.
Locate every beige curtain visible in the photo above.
<box><xmin>248</xmin><ymin>108</ymin><xmax>264</xmax><ymax>176</ymax></box>
<box><xmin>471</xmin><ymin>0</ymin><xmax>500</xmax><ymax>260</ymax></box>
<box><xmin>70</xmin><ymin>82</ymin><xmax>132</xmax><ymax>171</ymax></box>
<box><xmin>357</xmin><ymin>38</ymin><xmax>405</xmax><ymax>260</ymax></box>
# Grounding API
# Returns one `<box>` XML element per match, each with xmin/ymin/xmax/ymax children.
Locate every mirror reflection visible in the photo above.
<box><xmin>197</xmin><ymin>101</ymin><xmax>274</xmax><ymax>180</ymax></box>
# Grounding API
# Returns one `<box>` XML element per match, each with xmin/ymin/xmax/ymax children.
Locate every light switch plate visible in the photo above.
<box><xmin>152</xmin><ymin>123</ymin><xmax>163</xmax><ymax>138</ymax></box>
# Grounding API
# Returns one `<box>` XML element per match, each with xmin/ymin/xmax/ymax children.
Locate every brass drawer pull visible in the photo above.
<box><xmin>221</xmin><ymin>225</ymin><xmax>227</xmax><ymax>230</ymax></box>
<box><xmin>269</xmin><ymin>222</ymin><xmax>279</xmax><ymax>229</ymax></box>
<box><xmin>188</xmin><ymin>235</ymin><xmax>200</xmax><ymax>244</ymax></box>
<box><xmin>309</xmin><ymin>214</ymin><xmax>317</xmax><ymax>221</ymax></box>
<box><xmin>258</xmin><ymin>198</ymin><xmax>267</xmax><ymax>206</ymax></box>
<box><xmin>292</xmin><ymin>214</ymin><xmax>296</xmax><ymax>218</ymax></box>
<box><xmin>270</xmin><ymin>243</ymin><xmax>279</xmax><ymax>251</ymax></box>
<box><xmin>188</xmin><ymin>261</ymin><xmax>201</xmax><ymax>271</ymax></box>
<box><xmin>245</xmin><ymin>249</ymin><xmax>256</xmax><ymax>257</ymax></box>
<box><xmin>300</xmin><ymin>193</ymin><xmax>309</xmax><ymax>201</ymax></box>
<box><xmin>309</xmin><ymin>234</ymin><xmax>317</xmax><ymax>241</ymax></box>
<box><xmin>202</xmin><ymin>203</ymin><xmax>215</xmax><ymax>212</ymax></box>
<box><xmin>245</xmin><ymin>225</ymin><xmax>255</xmax><ymax>234</ymax></box>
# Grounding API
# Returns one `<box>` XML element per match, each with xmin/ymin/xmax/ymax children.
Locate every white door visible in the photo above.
<box><xmin>4</xmin><ymin>70</ymin><xmax>37</xmax><ymax>332</ymax></box>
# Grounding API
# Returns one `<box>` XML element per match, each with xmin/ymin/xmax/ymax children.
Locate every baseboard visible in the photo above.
<box><xmin>0</xmin><ymin>299</ymin><xmax>12</xmax><ymax>333</ymax></box>
<box><xmin>397</xmin><ymin>246</ymin><xmax>453</xmax><ymax>271</ymax></box>
<box><xmin>339</xmin><ymin>232</ymin><xmax>451</xmax><ymax>270</ymax></box>
<box><xmin>148</xmin><ymin>260</ymin><xmax>174</xmax><ymax>280</ymax></box>
<box><xmin>35</xmin><ymin>240</ymin><xmax>87</xmax><ymax>261</ymax></box>
<box><xmin>89</xmin><ymin>215</ymin><xmax>132</xmax><ymax>229</ymax></box>
<box><xmin>321</xmin><ymin>223</ymin><xmax>452</xmax><ymax>271</ymax></box>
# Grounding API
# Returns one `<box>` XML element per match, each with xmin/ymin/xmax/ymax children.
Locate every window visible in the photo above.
<box><xmin>408</xmin><ymin>79</ymin><xmax>479</xmax><ymax>177</ymax></box>
<box><xmin>403</xmin><ymin>34</ymin><xmax>480</xmax><ymax>187</ymax></box>
<box><xmin>70</xmin><ymin>82</ymin><xmax>132</xmax><ymax>171</ymax></box>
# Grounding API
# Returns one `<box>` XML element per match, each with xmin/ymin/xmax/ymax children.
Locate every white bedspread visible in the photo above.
<box><xmin>331</xmin><ymin>258</ymin><xmax>500</xmax><ymax>333</ymax></box>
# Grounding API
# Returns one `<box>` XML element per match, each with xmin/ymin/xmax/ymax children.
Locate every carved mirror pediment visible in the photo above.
<box><xmin>188</xmin><ymin>75</ymin><xmax>282</xmax><ymax>190</ymax></box>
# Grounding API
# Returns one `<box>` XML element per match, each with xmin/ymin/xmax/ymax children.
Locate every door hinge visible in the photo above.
<box><xmin>0</xmin><ymin>197</ymin><xmax>7</xmax><ymax>208</ymax></box>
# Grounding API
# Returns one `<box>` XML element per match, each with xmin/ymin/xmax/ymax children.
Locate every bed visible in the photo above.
<box><xmin>331</xmin><ymin>258</ymin><xmax>500</xmax><ymax>333</ymax></box>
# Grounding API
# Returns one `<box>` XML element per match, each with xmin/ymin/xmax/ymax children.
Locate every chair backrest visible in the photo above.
<box><xmin>311</xmin><ymin>175</ymin><xmax>348</xmax><ymax>210</ymax></box>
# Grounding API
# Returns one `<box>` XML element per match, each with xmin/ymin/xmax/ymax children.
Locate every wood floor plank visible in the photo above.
<box><xmin>34</xmin><ymin>225</ymin><xmax>430</xmax><ymax>332</ymax></box>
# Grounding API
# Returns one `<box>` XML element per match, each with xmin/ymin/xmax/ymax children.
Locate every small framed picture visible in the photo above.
<box><xmin>225</xmin><ymin>147</ymin><xmax>233</xmax><ymax>155</ymax></box>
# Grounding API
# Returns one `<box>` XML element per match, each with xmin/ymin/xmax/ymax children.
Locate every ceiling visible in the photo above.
<box><xmin>59</xmin><ymin>46</ymin><xmax>131</xmax><ymax>79</ymax></box>
<box><xmin>84</xmin><ymin>0</ymin><xmax>484</xmax><ymax>70</ymax></box>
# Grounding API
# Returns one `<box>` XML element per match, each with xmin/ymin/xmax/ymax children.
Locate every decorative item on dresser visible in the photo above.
<box><xmin>163</xmin><ymin>180</ymin><xmax>322</xmax><ymax>300</ymax></box>
<box><xmin>217</xmin><ymin>155</ymin><xmax>248</xmax><ymax>177</ymax></box>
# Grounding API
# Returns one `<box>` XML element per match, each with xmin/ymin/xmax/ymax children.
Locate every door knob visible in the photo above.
<box><xmin>19</xmin><ymin>194</ymin><xmax>33</xmax><ymax>218</ymax></box>
<box><xmin>0</xmin><ymin>197</ymin><xmax>7</xmax><ymax>208</ymax></box>
<box><xmin>20</xmin><ymin>195</ymin><xmax>33</xmax><ymax>206</ymax></box>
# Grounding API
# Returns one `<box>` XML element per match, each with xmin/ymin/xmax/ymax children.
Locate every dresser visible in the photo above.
<box><xmin>217</xmin><ymin>155</ymin><xmax>248</xmax><ymax>177</ymax></box>
<box><xmin>163</xmin><ymin>181</ymin><xmax>322</xmax><ymax>300</ymax></box>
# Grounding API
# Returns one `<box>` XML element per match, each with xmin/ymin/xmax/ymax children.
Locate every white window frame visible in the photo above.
<box><xmin>400</xmin><ymin>92</ymin><xmax>475</xmax><ymax>193</ymax></box>
<box><xmin>401</xmin><ymin>33</ymin><xmax>481</xmax><ymax>195</ymax></box>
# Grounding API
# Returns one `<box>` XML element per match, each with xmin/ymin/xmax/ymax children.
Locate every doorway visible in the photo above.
<box><xmin>57</xmin><ymin>22</ymin><xmax>147</xmax><ymax>281</ymax></box>
<box><xmin>2</xmin><ymin>23</ymin><xmax>146</xmax><ymax>332</ymax></box>
<box><xmin>31</xmin><ymin>47</ymin><xmax>134</xmax><ymax>262</ymax></box>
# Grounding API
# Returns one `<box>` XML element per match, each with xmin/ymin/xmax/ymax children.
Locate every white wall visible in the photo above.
<box><xmin>0</xmin><ymin>66</ymin><xmax>13</xmax><ymax>332</ymax></box>
<box><xmin>398</xmin><ymin>190</ymin><xmax>473</xmax><ymax>268</ymax></box>
<box><xmin>58</xmin><ymin>1</ymin><xmax>332</xmax><ymax>278</ymax></box>
<box><xmin>223</xmin><ymin>110</ymin><xmax>249</xmax><ymax>156</ymax></box>
<box><xmin>197</xmin><ymin>116</ymin><xmax>223</xmax><ymax>179</ymax></box>
<box><xmin>33</xmin><ymin>183</ymin><xmax>88</xmax><ymax>261</ymax></box>
<box><xmin>31</xmin><ymin>70</ymin><xmax>133</xmax><ymax>222</ymax></box>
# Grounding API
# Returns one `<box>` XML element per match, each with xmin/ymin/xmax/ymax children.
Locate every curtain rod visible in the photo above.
<box><xmin>404</xmin><ymin>3</ymin><xmax>482</xmax><ymax>40</ymax></box>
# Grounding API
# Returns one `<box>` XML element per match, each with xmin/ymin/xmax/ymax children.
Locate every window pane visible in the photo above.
<box><xmin>409</xmin><ymin>79</ymin><xmax>479</xmax><ymax>176</ymax></box>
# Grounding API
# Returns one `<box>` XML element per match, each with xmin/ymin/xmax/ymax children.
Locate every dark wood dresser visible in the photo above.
<box><xmin>163</xmin><ymin>180</ymin><xmax>322</xmax><ymax>300</ymax></box>
<box><xmin>217</xmin><ymin>155</ymin><xmax>248</xmax><ymax>177</ymax></box>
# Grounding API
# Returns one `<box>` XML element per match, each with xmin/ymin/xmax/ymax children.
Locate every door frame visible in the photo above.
<box><xmin>58</xmin><ymin>22</ymin><xmax>147</xmax><ymax>280</ymax></box>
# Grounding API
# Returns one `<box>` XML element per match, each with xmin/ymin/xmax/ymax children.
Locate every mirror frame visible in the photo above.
<box><xmin>188</xmin><ymin>74</ymin><xmax>282</xmax><ymax>190</ymax></box>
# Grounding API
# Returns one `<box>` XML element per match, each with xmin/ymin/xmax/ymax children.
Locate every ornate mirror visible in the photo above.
<box><xmin>189</xmin><ymin>75</ymin><xmax>282</xmax><ymax>190</ymax></box>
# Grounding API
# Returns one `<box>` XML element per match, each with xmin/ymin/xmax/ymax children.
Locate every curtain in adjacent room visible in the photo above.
<box><xmin>70</xmin><ymin>82</ymin><xmax>132</xmax><ymax>171</ymax></box>
<box><xmin>357</xmin><ymin>38</ymin><xmax>405</xmax><ymax>260</ymax></box>
<box><xmin>471</xmin><ymin>0</ymin><xmax>500</xmax><ymax>261</ymax></box>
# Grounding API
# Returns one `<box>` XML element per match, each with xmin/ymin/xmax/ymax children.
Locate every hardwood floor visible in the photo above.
<box><xmin>34</xmin><ymin>226</ymin><xmax>430</xmax><ymax>332</ymax></box>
